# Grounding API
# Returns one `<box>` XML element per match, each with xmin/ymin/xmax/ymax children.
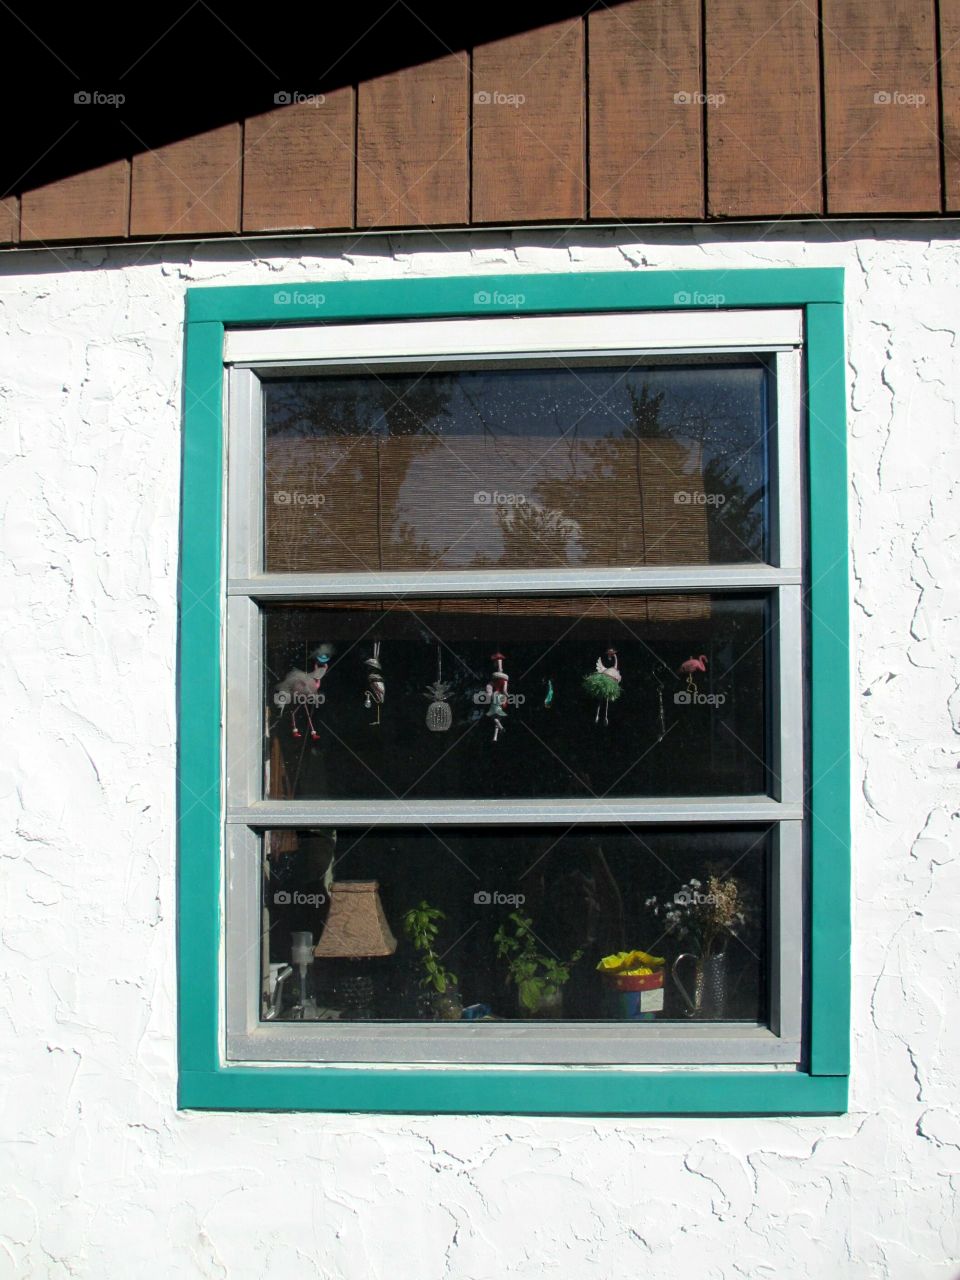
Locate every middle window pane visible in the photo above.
<box><xmin>264</xmin><ymin>594</ymin><xmax>769</xmax><ymax>799</ymax></box>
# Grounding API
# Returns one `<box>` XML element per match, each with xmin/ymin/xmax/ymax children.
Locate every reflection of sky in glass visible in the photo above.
<box><xmin>264</xmin><ymin>360</ymin><xmax>770</xmax><ymax>567</ymax></box>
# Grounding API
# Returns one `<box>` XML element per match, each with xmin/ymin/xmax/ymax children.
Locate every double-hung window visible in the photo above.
<box><xmin>178</xmin><ymin>270</ymin><xmax>850</xmax><ymax>1114</ymax></box>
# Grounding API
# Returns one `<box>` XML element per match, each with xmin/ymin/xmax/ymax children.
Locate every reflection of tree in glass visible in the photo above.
<box><xmin>622</xmin><ymin>381</ymin><xmax>766</xmax><ymax>563</ymax></box>
<box><xmin>265</xmin><ymin>374</ymin><xmax>456</xmax><ymax>439</ymax></box>
<box><xmin>492</xmin><ymin>501</ymin><xmax>585</xmax><ymax>567</ymax></box>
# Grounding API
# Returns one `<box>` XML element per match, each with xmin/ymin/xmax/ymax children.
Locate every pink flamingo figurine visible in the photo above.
<box><xmin>275</xmin><ymin>644</ymin><xmax>333</xmax><ymax>739</ymax></box>
<box><xmin>275</xmin><ymin>653</ymin><xmax>331</xmax><ymax>740</ymax></box>
<box><xmin>679</xmin><ymin>654</ymin><xmax>707</xmax><ymax>695</ymax></box>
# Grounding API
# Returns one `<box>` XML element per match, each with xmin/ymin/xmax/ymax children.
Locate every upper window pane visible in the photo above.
<box><xmin>262</xmin><ymin>357</ymin><xmax>771</xmax><ymax>572</ymax></box>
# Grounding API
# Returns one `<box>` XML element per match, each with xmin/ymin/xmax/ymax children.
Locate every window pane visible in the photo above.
<box><xmin>263</xmin><ymin>358</ymin><xmax>770</xmax><ymax>572</ymax></box>
<box><xmin>260</xmin><ymin>826</ymin><xmax>769</xmax><ymax>1024</ymax></box>
<box><xmin>264</xmin><ymin>594</ymin><xmax>769</xmax><ymax>800</ymax></box>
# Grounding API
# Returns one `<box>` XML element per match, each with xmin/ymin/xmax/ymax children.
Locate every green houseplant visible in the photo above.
<box><xmin>402</xmin><ymin>901</ymin><xmax>462</xmax><ymax>1021</ymax></box>
<box><xmin>494</xmin><ymin>910</ymin><xmax>583</xmax><ymax>1017</ymax></box>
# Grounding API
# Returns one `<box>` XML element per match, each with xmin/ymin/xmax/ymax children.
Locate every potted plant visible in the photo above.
<box><xmin>596</xmin><ymin>950</ymin><xmax>666</xmax><ymax>1021</ymax></box>
<box><xmin>402</xmin><ymin>901</ymin><xmax>462</xmax><ymax>1020</ymax></box>
<box><xmin>494</xmin><ymin>910</ymin><xmax>583</xmax><ymax>1017</ymax></box>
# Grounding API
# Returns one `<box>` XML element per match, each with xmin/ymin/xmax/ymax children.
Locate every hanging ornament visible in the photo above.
<box><xmin>583</xmin><ymin>648</ymin><xmax>622</xmax><ymax>726</ymax></box>
<box><xmin>485</xmin><ymin>650</ymin><xmax>510</xmax><ymax>742</ymax></box>
<box><xmin>679</xmin><ymin>654</ymin><xmax>707</xmax><ymax>696</ymax></box>
<box><xmin>651</xmin><ymin>667</ymin><xmax>667</xmax><ymax>740</ymax></box>
<box><xmin>363</xmin><ymin>640</ymin><xmax>385</xmax><ymax>725</ymax></box>
<box><xmin>274</xmin><ymin>643</ymin><xmax>334</xmax><ymax>741</ymax></box>
<box><xmin>424</xmin><ymin>646</ymin><xmax>453</xmax><ymax>732</ymax></box>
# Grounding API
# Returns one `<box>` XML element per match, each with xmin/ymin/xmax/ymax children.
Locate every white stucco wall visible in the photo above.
<box><xmin>0</xmin><ymin>223</ymin><xmax>958</xmax><ymax>1279</ymax></box>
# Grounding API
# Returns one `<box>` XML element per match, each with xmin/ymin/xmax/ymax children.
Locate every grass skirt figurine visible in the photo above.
<box><xmin>583</xmin><ymin>648</ymin><xmax>622</xmax><ymax>726</ymax></box>
<box><xmin>486</xmin><ymin>651</ymin><xmax>509</xmax><ymax>742</ymax></box>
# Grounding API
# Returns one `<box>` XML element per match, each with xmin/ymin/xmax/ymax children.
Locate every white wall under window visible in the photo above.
<box><xmin>0</xmin><ymin>225</ymin><xmax>955</xmax><ymax>1278</ymax></box>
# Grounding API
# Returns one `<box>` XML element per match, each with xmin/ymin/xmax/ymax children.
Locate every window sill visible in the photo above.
<box><xmin>227</xmin><ymin>1023</ymin><xmax>801</xmax><ymax>1066</ymax></box>
<box><xmin>179</xmin><ymin>1065</ymin><xmax>848</xmax><ymax>1115</ymax></box>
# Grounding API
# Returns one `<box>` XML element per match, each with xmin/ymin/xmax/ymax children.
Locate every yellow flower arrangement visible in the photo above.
<box><xmin>596</xmin><ymin>950</ymin><xmax>665</xmax><ymax>977</ymax></box>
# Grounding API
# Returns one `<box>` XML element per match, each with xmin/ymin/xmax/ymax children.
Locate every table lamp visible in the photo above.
<box><xmin>314</xmin><ymin>881</ymin><xmax>397</xmax><ymax>1016</ymax></box>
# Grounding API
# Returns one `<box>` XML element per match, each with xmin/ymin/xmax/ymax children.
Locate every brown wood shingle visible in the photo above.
<box><xmin>130</xmin><ymin>124</ymin><xmax>242</xmax><ymax>237</ymax></box>
<box><xmin>588</xmin><ymin>0</ymin><xmax>703</xmax><ymax>220</ymax></box>
<box><xmin>20</xmin><ymin>161</ymin><xmax>129</xmax><ymax>242</ymax></box>
<box><xmin>822</xmin><ymin>0</ymin><xmax>940</xmax><ymax>214</ymax></box>
<box><xmin>472</xmin><ymin>19</ymin><xmax>586</xmax><ymax>223</ymax></box>
<box><xmin>243</xmin><ymin>91</ymin><xmax>356</xmax><ymax>232</ymax></box>
<box><xmin>706</xmin><ymin>0</ymin><xmax>823</xmax><ymax>217</ymax></box>
<box><xmin>356</xmin><ymin>55</ymin><xmax>469</xmax><ymax>228</ymax></box>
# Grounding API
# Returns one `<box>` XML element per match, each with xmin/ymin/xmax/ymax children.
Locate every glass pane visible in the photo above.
<box><xmin>263</xmin><ymin>357</ymin><xmax>770</xmax><ymax>572</ymax></box>
<box><xmin>260</xmin><ymin>826</ymin><xmax>769</xmax><ymax>1024</ymax></box>
<box><xmin>264</xmin><ymin>594</ymin><xmax>769</xmax><ymax>800</ymax></box>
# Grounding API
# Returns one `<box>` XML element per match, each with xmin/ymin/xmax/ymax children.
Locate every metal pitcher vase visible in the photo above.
<box><xmin>671</xmin><ymin>951</ymin><xmax>728</xmax><ymax>1017</ymax></box>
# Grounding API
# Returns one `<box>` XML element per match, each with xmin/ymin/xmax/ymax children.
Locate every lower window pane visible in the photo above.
<box><xmin>260</xmin><ymin>826</ymin><xmax>770</xmax><ymax>1025</ymax></box>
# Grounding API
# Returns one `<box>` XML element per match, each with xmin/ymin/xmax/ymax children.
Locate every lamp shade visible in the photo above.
<box><xmin>313</xmin><ymin>881</ymin><xmax>397</xmax><ymax>958</ymax></box>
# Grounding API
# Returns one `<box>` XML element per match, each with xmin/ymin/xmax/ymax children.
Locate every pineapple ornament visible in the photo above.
<box><xmin>363</xmin><ymin>640</ymin><xmax>385</xmax><ymax>726</ymax></box>
<box><xmin>424</xmin><ymin>646</ymin><xmax>453</xmax><ymax>732</ymax></box>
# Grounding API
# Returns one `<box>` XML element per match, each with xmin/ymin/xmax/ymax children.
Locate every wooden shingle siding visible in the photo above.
<box><xmin>472</xmin><ymin>20</ymin><xmax>585</xmax><ymax>222</ymax></box>
<box><xmin>938</xmin><ymin>0</ymin><xmax>960</xmax><ymax>211</ymax></box>
<box><xmin>243</xmin><ymin>90</ymin><xmax>356</xmax><ymax>232</ymax></box>
<box><xmin>706</xmin><ymin>0</ymin><xmax>822</xmax><ymax>217</ymax></box>
<box><xmin>20</xmin><ymin>161</ymin><xmax>130</xmax><ymax>242</ymax></box>
<box><xmin>356</xmin><ymin>55</ymin><xmax>469</xmax><ymax>227</ymax></box>
<box><xmin>822</xmin><ymin>0</ymin><xmax>940</xmax><ymax>214</ymax></box>
<box><xmin>0</xmin><ymin>196</ymin><xmax>19</xmax><ymax>246</ymax></box>
<box><xmin>588</xmin><ymin>0</ymin><xmax>703</xmax><ymax>220</ymax></box>
<box><xmin>130</xmin><ymin>124</ymin><xmax>242</xmax><ymax>237</ymax></box>
<box><xmin>4</xmin><ymin>4</ymin><xmax>959</xmax><ymax>246</ymax></box>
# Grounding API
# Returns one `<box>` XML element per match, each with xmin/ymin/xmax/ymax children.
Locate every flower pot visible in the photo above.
<box><xmin>601</xmin><ymin>969</ymin><xmax>664</xmax><ymax>1021</ymax></box>
<box><xmin>417</xmin><ymin>988</ymin><xmax>463</xmax><ymax>1021</ymax></box>
<box><xmin>518</xmin><ymin>984</ymin><xmax>564</xmax><ymax>1018</ymax></box>
<box><xmin>671</xmin><ymin>951</ymin><xmax>728</xmax><ymax>1018</ymax></box>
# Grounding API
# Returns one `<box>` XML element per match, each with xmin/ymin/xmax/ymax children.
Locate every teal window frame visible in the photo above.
<box><xmin>178</xmin><ymin>268</ymin><xmax>849</xmax><ymax>1115</ymax></box>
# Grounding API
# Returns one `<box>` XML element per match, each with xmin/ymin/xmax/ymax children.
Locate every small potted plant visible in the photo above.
<box><xmin>645</xmin><ymin>875</ymin><xmax>747</xmax><ymax>1017</ymax></box>
<box><xmin>402</xmin><ymin>901</ymin><xmax>462</xmax><ymax>1020</ymax></box>
<box><xmin>494</xmin><ymin>910</ymin><xmax>583</xmax><ymax>1017</ymax></box>
<box><xmin>596</xmin><ymin>950</ymin><xmax>666</xmax><ymax>1021</ymax></box>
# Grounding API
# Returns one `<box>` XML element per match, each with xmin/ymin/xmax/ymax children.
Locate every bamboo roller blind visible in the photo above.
<box><xmin>264</xmin><ymin>434</ymin><xmax>709</xmax><ymax>574</ymax></box>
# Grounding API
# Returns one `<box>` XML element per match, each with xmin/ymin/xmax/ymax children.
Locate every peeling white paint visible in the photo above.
<box><xmin>0</xmin><ymin>223</ymin><xmax>958</xmax><ymax>1278</ymax></box>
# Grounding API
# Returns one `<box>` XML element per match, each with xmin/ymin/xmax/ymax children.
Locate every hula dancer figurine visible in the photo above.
<box><xmin>583</xmin><ymin>648</ymin><xmax>622</xmax><ymax>726</ymax></box>
<box><xmin>486</xmin><ymin>651</ymin><xmax>509</xmax><ymax>742</ymax></box>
